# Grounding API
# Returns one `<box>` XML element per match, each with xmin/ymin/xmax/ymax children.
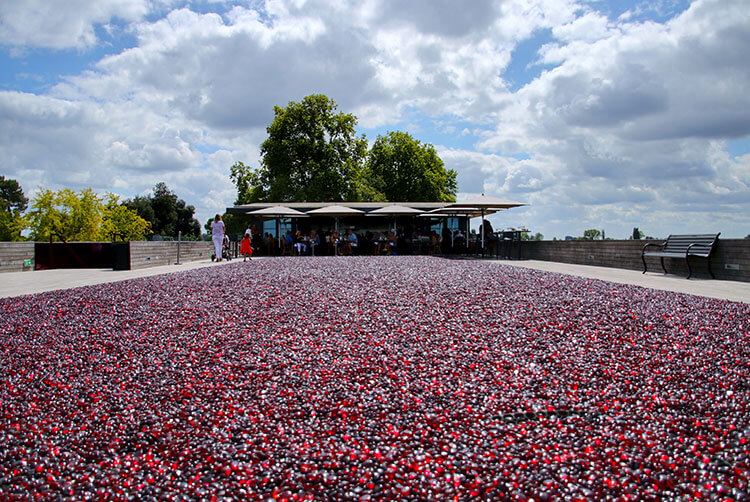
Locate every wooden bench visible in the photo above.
<box><xmin>641</xmin><ymin>233</ymin><xmax>720</xmax><ymax>279</ymax></box>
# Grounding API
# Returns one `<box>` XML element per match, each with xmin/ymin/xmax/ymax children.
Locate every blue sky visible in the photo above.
<box><xmin>1</xmin><ymin>0</ymin><xmax>749</xmax><ymax>239</ymax></box>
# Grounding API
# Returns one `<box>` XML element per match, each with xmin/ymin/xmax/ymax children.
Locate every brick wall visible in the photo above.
<box><xmin>519</xmin><ymin>239</ymin><xmax>750</xmax><ymax>282</ymax></box>
<box><xmin>129</xmin><ymin>241</ymin><xmax>213</xmax><ymax>270</ymax></box>
<box><xmin>0</xmin><ymin>242</ymin><xmax>35</xmax><ymax>272</ymax></box>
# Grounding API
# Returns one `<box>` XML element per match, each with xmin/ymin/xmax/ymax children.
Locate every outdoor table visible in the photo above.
<box><xmin>308</xmin><ymin>239</ymin><xmax>319</xmax><ymax>256</ymax></box>
<box><xmin>298</xmin><ymin>237</ymin><xmax>320</xmax><ymax>256</ymax></box>
<box><xmin>499</xmin><ymin>230</ymin><xmax>522</xmax><ymax>259</ymax></box>
<box><xmin>330</xmin><ymin>238</ymin><xmax>346</xmax><ymax>256</ymax></box>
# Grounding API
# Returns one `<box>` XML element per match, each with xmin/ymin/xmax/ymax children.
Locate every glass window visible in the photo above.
<box><xmin>262</xmin><ymin>218</ymin><xmax>293</xmax><ymax>238</ymax></box>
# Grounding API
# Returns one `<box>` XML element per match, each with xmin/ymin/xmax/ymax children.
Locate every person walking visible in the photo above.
<box><xmin>240</xmin><ymin>232</ymin><xmax>253</xmax><ymax>261</ymax></box>
<box><xmin>211</xmin><ymin>214</ymin><xmax>225</xmax><ymax>262</ymax></box>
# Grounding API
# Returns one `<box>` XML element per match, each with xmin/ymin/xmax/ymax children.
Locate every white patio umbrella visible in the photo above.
<box><xmin>246</xmin><ymin>205</ymin><xmax>308</xmax><ymax>249</ymax></box>
<box><xmin>446</xmin><ymin>195</ymin><xmax>526</xmax><ymax>252</ymax></box>
<box><xmin>306</xmin><ymin>204</ymin><xmax>364</xmax><ymax>234</ymax></box>
<box><xmin>366</xmin><ymin>205</ymin><xmax>423</xmax><ymax>234</ymax></box>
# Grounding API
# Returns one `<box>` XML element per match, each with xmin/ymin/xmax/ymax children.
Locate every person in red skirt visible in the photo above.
<box><xmin>240</xmin><ymin>232</ymin><xmax>253</xmax><ymax>261</ymax></box>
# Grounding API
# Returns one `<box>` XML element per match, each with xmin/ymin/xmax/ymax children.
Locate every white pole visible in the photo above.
<box><xmin>481</xmin><ymin>208</ymin><xmax>485</xmax><ymax>253</ymax></box>
<box><xmin>276</xmin><ymin>218</ymin><xmax>281</xmax><ymax>250</ymax></box>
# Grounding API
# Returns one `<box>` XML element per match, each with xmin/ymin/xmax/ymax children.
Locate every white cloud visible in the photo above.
<box><xmin>472</xmin><ymin>0</ymin><xmax>750</xmax><ymax>237</ymax></box>
<box><xmin>1</xmin><ymin>0</ymin><xmax>749</xmax><ymax>238</ymax></box>
<box><xmin>0</xmin><ymin>0</ymin><xmax>153</xmax><ymax>49</ymax></box>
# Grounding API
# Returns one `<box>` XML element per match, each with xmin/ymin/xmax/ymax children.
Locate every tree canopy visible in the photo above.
<box><xmin>101</xmin><ymin>194</ymin><xmax>152</xmax><ymax>241</ymax></box>
<box><xmin>26</xmin><ymin>188</ymin><xmax>153</xmax><ymax>242</ymax></box>
<box><xmin>365</xmin><ymin>131</ymin><xmax>457</xmax><ymax>202</ymax></box>
<box><xmin>0</xmin><ymin>176</ymin><xmax>28</xmax><ymax>241</ymax></box>
<box><xmin>27</xmin><ymin>188</ymin><xmax>104</xmax><ymax>242</ymax></box>
<box><xmin>230</xmin><ymin>95</ymin><xmax>457</xmax><ymax>204</ymax></box>
<box><xmin>236</xmin><ymin>95</ymin><xmax>371</xmax><ymax>203</ymax></box>
<box><xmin>124</xmin><ymin>182</ymin><xmax>201</xmax><ymax>238</ymax></box>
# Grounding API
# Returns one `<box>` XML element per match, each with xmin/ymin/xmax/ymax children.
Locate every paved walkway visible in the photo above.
<box><xmin>1</xmin><ymin>258</ymin><xmax>747</xmax><ymax>303</ymax></box>
<box><xmin>0</xmin><ymin>259</ymin><xmax>237</xmax><ymax>299</ymax></box>
<box><xmin>494</xmin><ymin>260</ymin><xmax>749</xmax><ymax>303</ymax></box>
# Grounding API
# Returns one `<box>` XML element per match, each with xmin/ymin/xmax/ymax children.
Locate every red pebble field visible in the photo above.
<box><xmin>1</xmin><ymin>256</ymin><xmax>749</xmax><ymax>500</ymax></box>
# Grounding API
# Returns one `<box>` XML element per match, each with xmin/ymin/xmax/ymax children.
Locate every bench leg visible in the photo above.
<box><xmin>707</xmin><ymin>258</ymin><xmax>715</xmax><ymax>279</ymax></box>
<box><xmin>641</xmin><ymin>254</ymin><xmax>648</xmax><ymax>274</ymax></box>
<box><xmin>660</xmin><ymin>257</ymin><xmax>667</xmax><ymax>275</ymax></box>
<box><xmin>686</xmin><ymin>257</ymin><xmax>693</xmax><ymax>279</ymax></box>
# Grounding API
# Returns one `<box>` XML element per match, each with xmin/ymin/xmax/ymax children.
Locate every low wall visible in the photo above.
<box><xmin>0</xmin><ymin>242</ymin><xmax>35</xmax><ymax>272</ymax></box>
<box><xmin>129</xmin><ymin>241</ymin><xmax>213</xmax><ymax>270</ymax></box>
<box><xmin>35</xmin><ymin>242</ymin><xmax>116</xmax><ymax>270</ymax></box>
<box><xmin>519</xmin><ymin>239</ymin><xmax>750</xmax><ymax>282</ymax></box>
<box><xmin>0</xmin><ymin>241</ymin><xmax>213</xmax><ymax>273</ymax></box>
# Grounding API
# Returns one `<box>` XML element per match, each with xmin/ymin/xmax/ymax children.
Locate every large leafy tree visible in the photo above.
<box><xmin>0</xmin><ymin>176</ymin><xmax>29</xmax><ymax>241</ymax></box>
<box><xmin>123</xmin><ymin>195</ymin><xmax>155</xmax><ymax>223</ymax></box>
<box><xmin>27</xmin><ymin>188</ymin><xmax>104</xmax><ymax>242</ymax></box>
<box><xmin>101</xmin><ymin>194</ymin><xmax>152</xmax><ymax>241</ymax></box>
<box><xmin>250</xmin><ymin>94</ymin><xmax>370</xmax><ymax>202</ymax></box>
<box><xmin>124</xmin><ymin>183</ymin><xmax>200</xmax><ymax>238</ymax></box>
<box><xmin>150</xmin><ymin>182</ymin><xmax>179</xmax><ymax>237</ymax></box>
<box><xmin>229</xmin><ymin>161</ymin><xmax>265</xmax><ymax>205</ymax></box>
<box><xmin>365</xmin><ymin>131</ymin><xmax>457</xmax><ymax>202</ymax></box>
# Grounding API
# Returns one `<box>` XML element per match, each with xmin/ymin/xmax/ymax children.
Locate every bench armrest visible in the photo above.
<box><xmin>641</xmin><ymin>242</ymin><xmax>664</xmax><ymax>255</ymax></box>
<box><xmin>686</xmin><ymin>242</ymin><xmax>712</xmax><ymax>257</ymax></box>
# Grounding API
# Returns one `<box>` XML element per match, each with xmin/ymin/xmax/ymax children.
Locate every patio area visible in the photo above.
<box><xmin>1</xmin><ymin>256</ymin><xmax>748</xmax><ymax>499</ymax></box>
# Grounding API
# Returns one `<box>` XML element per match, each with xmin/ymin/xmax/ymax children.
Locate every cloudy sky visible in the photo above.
<box><xmin>1</xmin><ymin>0</ymin><xmax>749</xmax><ymax>239</ymax></box>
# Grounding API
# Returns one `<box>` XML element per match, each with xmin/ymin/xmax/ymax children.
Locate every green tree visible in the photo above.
<box><xmin>582</xmin><ymin>229</ymin><xmax>602</xmax><ymax>240</ymax></box>
<box><xmin>27</xmin><ymin>188</ymin><xmax>104</xmax><ymax>242</ymax></box>
<box><xmin>101</xmin><ymin>194</ymin><xmax>152</xmax><ymax>241</ymax></box>
<box><xmin>176</xmin><ymin>198</ymin><xmax>201</xmax><ymax>238</ymax></box>
<box><xmin>230</xmin><ymin>161</ymin><xmax>266</xmax><ymax>204</ymax></box>
<box><xmin>365</xmin><ymin>131</ymin><xmax>457</xmax><ymax>202</ymax></box>
<box><xmin>0</xmin><ymin>176</ymin><xmax>29</xmax><ymax>241</ymax></box>
<box><xmin>521</xmin><ymin>232</ymin><xmax>544</xmax><ymax>241</ymax></box>
<box><xmin>123</xmin><ymin>195</ymin><xmax>155</xmax><ymax>226</ymax></box>
<box><xmin>256</xmin><ymin>94</ymin><xmax>369</xmax><ymax>202</ymax></box>
<box><xmin>151</xmin><ymin>182</ymin><xmax>179</xmax><ymax>237</ymax></box>
<box><xmin>124</xmin><ymin>183</ymin><xmax>200</xmax><ymax>238</ymax></box>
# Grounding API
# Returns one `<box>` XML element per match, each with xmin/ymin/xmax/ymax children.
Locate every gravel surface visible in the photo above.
<box><xmin>1</xmin><ymin>256</ymin><xmax>748</xmax><ymax>500</ymax></box>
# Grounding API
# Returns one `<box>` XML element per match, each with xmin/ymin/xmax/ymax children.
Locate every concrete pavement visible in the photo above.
<box><xmin>0</xmin><ymin>259</ymin><xmax>237</xmax><ymax>299</ymax></box>
<box><xmin>495</xmin><ymin>260</ymin><xmax>749</xmax><ymax>303</ymax></box>
<box><xmin>0</xmin><ymin>257</ymin><xmax>747</xmax><ymax>303</ymax></box>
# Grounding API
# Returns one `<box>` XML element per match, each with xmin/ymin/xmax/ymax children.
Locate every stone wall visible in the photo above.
<box><xmin>129</xmin><ymin>241</ymin><xmax>213</xmax><ymax>270</ymax></box>
<box><xmin>0</xmin><ymin>242</ymin><xmax>35</xmax><ymax>272</ymax></box>
<box><xmin>519</xmin><ymin>238</ymin><xmax>750</xmax><ymax>282</ymax></box>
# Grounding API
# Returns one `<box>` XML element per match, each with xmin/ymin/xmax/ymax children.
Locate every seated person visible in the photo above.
<box><xmin>454</xmin><ymin>229</ymin><xmax>466</xmax><ymax>251</ymax></box>
<box><xmin>430</xmin><ymin>231</ymin><xmax>441</xmax><ymax>255</ymax></box>
<box><xmin>264</xmin><ymin>232</ymin><xmax>276</xmax><ymax>255</ymax></box>
<box><xmin>345</xmin><ymin>229</ymin><xmax>358</xmax><ymax>255</ymax></box>
<box><xmin>373</xmin><ymin>231</ymin><xmax>386</xmax><ymax>255</ymax></box>
<box><xmin>384</xmin><ymin>231</ymin><xmax>397</xmax><ymax>255</ymax></box>
<box><xmin>284</xmin><ymin>231</ymin><xmax>294</xmax><ymax>255</ymax></box>
<box><xmin>328</xmin><ymin>231</ymin><xmax>340</xmax><ymax>255</ymax></box>
<box><xmin>294</xmin><ymin>230</ymin><xmax>307</xmax><ymax>255</ymax></box>
<box><xmin>308</xmin><ymin>230</ymin><xmax>320</xmax><ymax>255</ymax></box>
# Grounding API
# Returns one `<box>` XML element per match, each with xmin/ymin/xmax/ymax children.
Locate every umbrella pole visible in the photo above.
<box><xmin>481</xmin><ymin>208</ymin><xmax>485</xmax><ymax>255</ymax></box>
<box><xmin>466</xmin><ymin>217</ymin><xmax>470</xmax><ymax>252</ymax></box>
<box><xmin>276</xmin><ymin>218</ymin><xmax>281</xmax><ymax>253</ymax></box>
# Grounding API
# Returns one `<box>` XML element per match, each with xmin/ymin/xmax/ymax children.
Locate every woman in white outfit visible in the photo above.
<box><xmin>211</xmin><ymin>214</ymin><xmax>225</xmax><ymax>262</ymax></box>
